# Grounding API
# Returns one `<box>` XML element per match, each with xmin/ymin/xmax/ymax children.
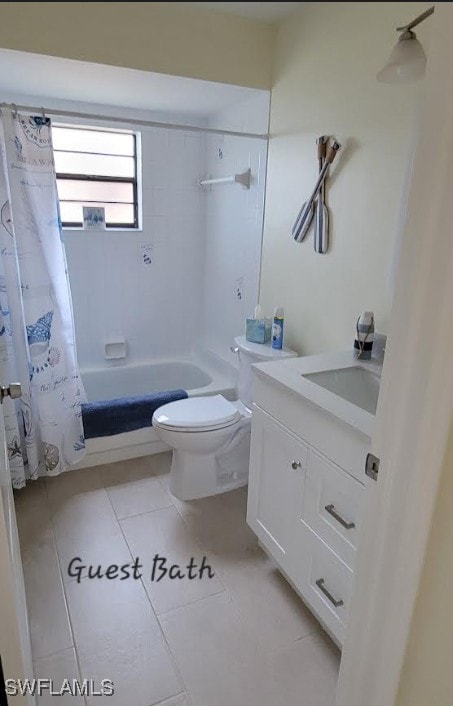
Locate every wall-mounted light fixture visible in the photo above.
<box><xmin>377</xmin><ymin>6</ymin><xmax>434</xmax><ymax>83</ymax></box>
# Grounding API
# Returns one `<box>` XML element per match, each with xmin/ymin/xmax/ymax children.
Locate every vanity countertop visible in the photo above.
<box><xmin>252</xmin><ymin>350</ymin><xmax>383</xmax><ymax>438</ymax></box>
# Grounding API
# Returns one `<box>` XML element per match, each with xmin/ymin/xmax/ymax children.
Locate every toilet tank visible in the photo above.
<box><xmin>235</xmin><ymin>335</ymin><xmax>298</xmax><ymax>410</ymax></box>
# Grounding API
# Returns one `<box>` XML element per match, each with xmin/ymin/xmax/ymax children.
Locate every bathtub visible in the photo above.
<box><xmin>83</xmin><ymin>361</ymin><xmax>215</xmax><ymax>402</ymax></box>
<box><xmin>74</xmin><ymin>356</ymin><xmax>236</xmax><ymax>469</ymax></box>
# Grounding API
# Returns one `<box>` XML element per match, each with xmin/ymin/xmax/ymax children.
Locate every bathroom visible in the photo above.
<box><xmin>0</xmin><ymin>3</ymin><xmax>449</xmax><ymax>706</ymax></box>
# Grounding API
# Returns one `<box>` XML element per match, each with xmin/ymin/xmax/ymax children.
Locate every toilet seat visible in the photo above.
<box><xmin>152</xmin><ymin>394</ymin><xmax>241</xmax><ymax>433</ymax></box>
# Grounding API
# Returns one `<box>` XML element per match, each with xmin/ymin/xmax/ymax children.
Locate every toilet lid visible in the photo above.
<box><xmin>152</xmin><ymin>394</ymin><xmax>241</xmax><ymax>432</ymax></box>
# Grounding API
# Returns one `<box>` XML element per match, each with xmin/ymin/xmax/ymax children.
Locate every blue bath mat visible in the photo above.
<box><xmin>82</xmin><ymin>389</ymin><xmax>188</xmax><ymax>439</ymax></box>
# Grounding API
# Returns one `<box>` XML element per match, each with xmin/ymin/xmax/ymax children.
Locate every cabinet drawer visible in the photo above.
<box><xmin>301</xmin><ymin>523</ymin><xmax>353</xmax><ymax>645</ymax></box>
<box><xmin>303</xmin><ymin>450</ymin><xmax>363</xmax><ymax>569</ymax></box>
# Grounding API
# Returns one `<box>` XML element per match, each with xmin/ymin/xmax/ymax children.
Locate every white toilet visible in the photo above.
<box><xmin>152</xmin><ymin>336</ymin><xmax>297</xmax><ymax>500</ymax></box>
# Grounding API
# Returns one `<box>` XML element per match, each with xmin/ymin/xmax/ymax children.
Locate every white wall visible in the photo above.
<box><xmin>396</xmin><ymin>423</ymin><xmax>453</xmax><ymax>706</ymax></box>
<box><xmin>0</xmin><ymin>2</ymin><xmax>275</xmax><ymax>90</ymax></box>
<box><xmin>64</xmin><ymin>123</ymin><xmax>206</xmax><ymax>370</ymax></box>
<box><xmin>259</xmin><ymin>2</ymin><xmax>430</xmax><ymax>355</ymax></box>
<box><xmin>201</xmin><ymin>131</ymin><xmax>267</xmax><ymax>364</ymax></box>
<box><xmin>207</xmin><ymin>91</ymin><xmax>270</xmax><ymax>135</ymax></box>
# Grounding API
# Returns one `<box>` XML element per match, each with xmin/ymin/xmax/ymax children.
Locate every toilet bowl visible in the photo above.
<box><xmin>153</xmin><ymin>396</ymin><xmax>252</xmax><ymax>500</ymax></box>
<box><xmin>152</xmin><ymin>336</ymin><xmax>298</xmax><ymax>500</ymax></box>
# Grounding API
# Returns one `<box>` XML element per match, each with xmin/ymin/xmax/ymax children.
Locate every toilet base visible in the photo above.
<box><xmin>168</xmin><ymin>429</ymin><xmax>250</xmax><ymax>501</ymax></box>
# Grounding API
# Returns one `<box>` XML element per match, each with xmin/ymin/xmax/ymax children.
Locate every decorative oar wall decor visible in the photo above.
<box><xmin>292</xmin><ymin>137</ymin><xmax>341</xmax><ymax>252</ymax></box>
<box><xmin>315</xmin><ymin>135</ymin><xmax>329</xmax><ymax>254</ymax></box>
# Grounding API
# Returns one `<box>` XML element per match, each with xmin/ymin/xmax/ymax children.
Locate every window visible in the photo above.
<box><xmin>52</xmin><ymin>125</ymin><xmax>139</xmax><ymax>229</ymax></box>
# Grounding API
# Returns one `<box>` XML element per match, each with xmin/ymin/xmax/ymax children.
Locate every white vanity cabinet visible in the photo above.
<box><xmin>247</xmin><ymin>361</ymin><xmax>373</xmax><ymax>646</ymax></box>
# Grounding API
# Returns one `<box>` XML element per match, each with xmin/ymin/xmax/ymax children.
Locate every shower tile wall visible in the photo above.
<box><xmin>64</xmin><ymin>115</ymin><xmax>267</xmax><ymax>371</ymax></box>
<box><xmin>64</xmin><ymin>126</ymin><xmax>206</xmax><ymax>369</ymax></box>
<box><xmin>201</xmin><ymin>133</ymin><xmax>267</xmax><ymax>363</ymax></box>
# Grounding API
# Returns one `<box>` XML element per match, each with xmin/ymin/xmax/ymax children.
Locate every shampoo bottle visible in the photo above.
<box><xmin>272</xmin><ymin>306</ymin><xmax>284</xmax><ymax>350</ymax></box>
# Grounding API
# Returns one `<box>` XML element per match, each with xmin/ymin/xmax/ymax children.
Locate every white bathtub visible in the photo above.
<box><xmin>83</xmin><ymin>361</ymin><xmax>216</xmax><ymax>402</ymax></box>
<box><xmin>74</xmin><ymin>356</ymin><xmax>236</xmax><ymax>469</ymax></box>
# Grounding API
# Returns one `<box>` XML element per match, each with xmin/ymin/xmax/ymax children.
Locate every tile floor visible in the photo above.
<box><xmin>15</xmin><ymin>453</ymin><xmax>340</xmax><ymax>706</ymax></box>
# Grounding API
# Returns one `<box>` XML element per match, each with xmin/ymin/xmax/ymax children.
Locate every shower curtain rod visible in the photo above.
<box><xmin>0</xmin><ymin>102</ymin><xmax>269</xmax><ymax>141</ymax></box>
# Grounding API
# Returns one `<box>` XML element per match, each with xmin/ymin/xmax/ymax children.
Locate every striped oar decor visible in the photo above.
<box><xmin>292</xmin><ymin>139</ymin><xmax>341</xmax><ymax>243</ymax></box>
<box><xmin>314</xmin><ymin>135</ymin><xmax>330</xmax><ymax>254</ymax></box>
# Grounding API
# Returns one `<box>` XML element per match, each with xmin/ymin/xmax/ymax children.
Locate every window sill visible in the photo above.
<box><xmin>62</xmin><ymin>227</ymin><xmax>143</xmax><ymax>233</ymax></box>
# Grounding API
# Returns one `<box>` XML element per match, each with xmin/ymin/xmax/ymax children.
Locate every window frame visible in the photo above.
<box><xmin>54</xmin><ymin>126</ymin><xmax>139</xmax><ymax>230</ymax></box>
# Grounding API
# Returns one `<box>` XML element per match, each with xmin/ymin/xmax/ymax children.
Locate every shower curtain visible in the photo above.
<box><xmin>0</xmin><ymin>108</ymin><xmax>86</xmax><ymax>488</ymax></box>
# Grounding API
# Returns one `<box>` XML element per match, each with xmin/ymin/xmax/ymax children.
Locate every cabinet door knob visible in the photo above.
<box><xmin>291</xmin><ymin>460</ymin><xmax>302</xmax><ymax>470</ymax></box>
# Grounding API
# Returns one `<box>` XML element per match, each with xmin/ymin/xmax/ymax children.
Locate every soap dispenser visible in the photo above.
<box><xmin>354</xmin><ymin>311</ymin><xmax>374</xmax><ymax>359</ymax></box>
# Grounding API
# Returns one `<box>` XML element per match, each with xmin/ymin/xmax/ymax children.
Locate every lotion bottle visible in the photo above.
<box><xmin>271</xmin><ymin>306</ymin><xmax>284</xmax><ymax>350</ymax></box>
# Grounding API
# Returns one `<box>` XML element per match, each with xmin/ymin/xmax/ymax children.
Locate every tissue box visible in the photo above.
<box><xmin>246</xmin><ymin>318</ymin><xmax>272</xmax><ymax>344</ymax></box>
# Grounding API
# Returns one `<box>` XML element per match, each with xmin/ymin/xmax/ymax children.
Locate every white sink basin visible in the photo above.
<box><xmin>302</xmin><ymin>366</ymin><xmax>381</xmax><ymax>415</ymax></box>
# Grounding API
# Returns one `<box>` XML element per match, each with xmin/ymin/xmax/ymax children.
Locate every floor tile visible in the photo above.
<box><xmin>100</xmin><ymin>454</ymin><xmax>171</xmax><ymax>487</ymax></box>
<box><xmin>214</xmin><ymin>544</ymin><xmax>319</xmax><ymax>648</ymax></box>
<box><xmin>168</xmin><ymin>486</ymin><xmax>257</xmax><ymax>559</ymax></box>
<box><xmin>46</xmin><ymin>467</ymin><xmax>103</xmax><ymax>503</ymax></box>
<box><xmin>266</xmin><ymin>632</ymin><xmax>340</xmax><ymax>706</ymax></box>
<box><xmin>160</xmin><ymin>592</ymin><xmax>339</xmax><ymax>706</ymax></box>
<box><xmin>169</xmin><ymin>485</ymin><xmax>318</xmax><ymax>646</ymax></box>
<box><xmin>121</xmin><ymin>507</ymin><xmax>224</xmax><ymax>615</ymax></box>
<box><xmin>15</xmin><ymin>482</ymin><xmax>51</xmax><ymax>549</ymax></box>
<box><xmin>159</xmin><ymin>592</ymin><xmax>269</xmax><ymax>706</ymax></box>
<box><xmin>14</xmin><ymin>478</ymin><xmax>48</xmax><ymax>514</ymax></box>
<box><xmin>17</xmin><ymin>503</ymin><xmax>73</xmax><ymax>660</ymax></box>
<box><xmin>157</xmin><ymin>695</ymin><xmax>190</xmax><ymax>706</ymax></box>
<box><xmin>106</xmin><ymin>475</ymin><xmax>173</xmax><ymax>520</ymax></box>
<box><xmin>18</xmin><ymin>458</ymin><xmax>340</xmax><ymax>706</ymax></box>
<box><xmin>65</xmin><ymin>575</ymin><xmax>182</xmax><ymax>706</ymax></box>
<box><xmin>48</xmin><ymin>481</ymin><xmax>132</xmax><ymax>584</ymax></box>
<box><xmin>34</xmin><ymin>648</ymin><xmax>85</xmax><ymax>705</ymax></box>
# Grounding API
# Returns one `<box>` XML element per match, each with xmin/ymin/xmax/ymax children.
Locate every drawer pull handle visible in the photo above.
<box><xmin>315</xmin><ymin>578</ymin><xmax>344</xmax><ymax>608</ymax></box>
<box><xmin>291</xmin><ymin>460</ymin><xmax>302</xmax><ymax>470</ymax></box>
<box><xmin>324</xmin><ymin>504</ymin><xmax>356</xmax><ymax>530</ymax></box>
